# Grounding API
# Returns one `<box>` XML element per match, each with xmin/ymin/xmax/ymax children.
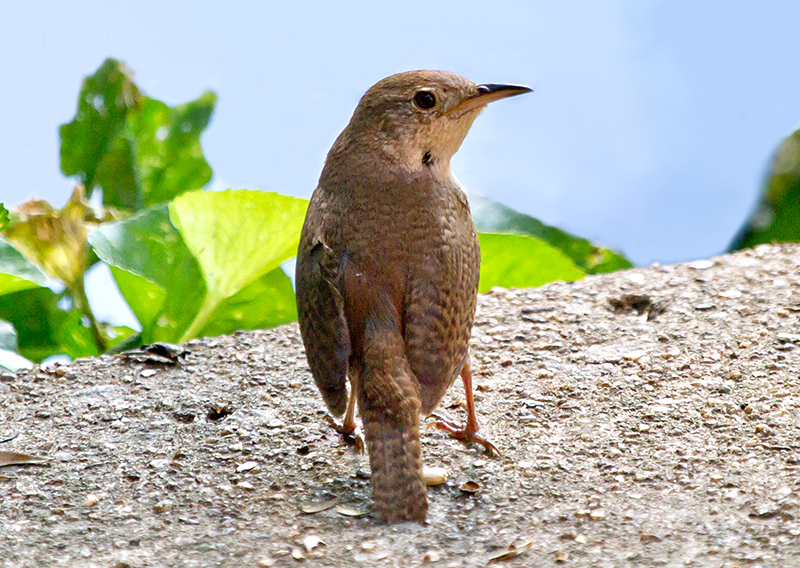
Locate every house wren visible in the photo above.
<box><xmin>296</xmin><ymin>70</ymin><xmax>530</xmax><ymax>523</ymax></box>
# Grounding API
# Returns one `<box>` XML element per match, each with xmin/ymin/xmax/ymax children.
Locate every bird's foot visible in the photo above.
<box><xmin>426</xmin><ymin>414</ymin><xmax>503</xmax><ymax>458</ymax></box>
<box><xmin>324</xmin><ymin>414</ymin><xmax>365</xmax><ymax>454</ymax></box>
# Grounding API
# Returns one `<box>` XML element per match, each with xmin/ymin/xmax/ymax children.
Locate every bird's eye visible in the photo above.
<box><xmin>413</xmin><ymin>90</ymin><xmax>436</xmax><ymax>110</ymax></box>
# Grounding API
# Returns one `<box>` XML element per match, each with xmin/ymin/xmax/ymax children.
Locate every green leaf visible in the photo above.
<box><xmin>59</xmin><ymin>58</ymin><xmax>142</xmax><ymax>193</ymax></box>
<box><xmin>90</xmin><ymin>135</ymin><xmax>138</xmax><ymax>210</ymax></box>
<box><xmin>0</xmin><ymin>237</ymin><xmax>50</xmax><ymax>295</ymax></box>
<box><xmin>89</xmin><ymin>204</ymin><xmax>206</xmax><ymax>343</ymax></box>
<box><xmin>106</xmin><ymin>325</ymin><xmax>138</xmax><ymax>351</ymax></box>
<box><xmin>169</xmin><ymin>189</ymin><xmax>307</xmax><ymax>341</ymax></box>
<box><xmin>109</xmin><ymin>266</ymin><xmax>166</xmax><ymax>334</ymax></box>
<box><xmin>98</xmin><ymin>92</ymin><xmax>216</xmax><ymax>210</ymax></box>
<box><xmin>0</xmin><ymin>288</ymin><xmax>98</xmax><ymax>362</ymax></box>
<box><xmin>59</xmin><ymin>58</ymin><xmax>216</xmax><ymax>212</ymax></box>
<box><xmin>478</xmin><ymin>233</ymin><xmax>585</xmax><ymax>293</ymax></box>
<box><xmin>90</xmin><ymin>190</ymin><xmax>308</xmax><ymax>343</ymax></box>
<box><xmin>58</xmin><ymin>309</ymin><xmax>103</xmax><ymax>359</ymax></box>
<box><xmin>470</xmin><ymin>193</ymin><xmax>632</xmax><ymax>274</ymax></box>
<box><xmin>731</xmin><ymin>128</ymin><xmax>800</xmax><ymax>250</ymax></box>
<box><xmin>0</xmin><ymin>204</ymin><xmax>9</xmax><ymax>231</ymax></box>
<box><xmin>198</xmin><ymin>267</ymin><xmax>298</xmax><ymax>338</ymax></box>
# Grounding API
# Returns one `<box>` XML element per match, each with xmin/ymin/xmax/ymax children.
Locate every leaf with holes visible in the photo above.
<box><xmin>97</xmin><ymin>92</ymin><xmax>216</xmax><ymax>211</ymax></box>
<box><xmin>59</xmin><ymin>58</ymin><xmax>215</xmax><ymax>212</ymax></box>
<box><xmin>59</xmin><ymin>58</ymin><xmax>142</xmax><ymax>194</ymax></box>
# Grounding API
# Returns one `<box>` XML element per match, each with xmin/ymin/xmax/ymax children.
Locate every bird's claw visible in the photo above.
<box><xmin>324</xmin><ymin>414</ymin><xmax>365</xmax><ymax>454</ymax></box>
<box><xmin>426</xmin><ymin>413</ymin><xmax>503</xmax><ymax>458</ymax></box>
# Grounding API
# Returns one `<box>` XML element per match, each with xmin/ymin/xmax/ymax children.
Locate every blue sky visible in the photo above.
<box><xmin>2</xmin><ymin>1</ymin><xmax>799</xmax><ymax>324</ymax></box>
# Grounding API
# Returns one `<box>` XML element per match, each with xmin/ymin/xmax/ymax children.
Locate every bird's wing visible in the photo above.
<box><xmin>296</xmin><ymin>234</ymin><xmax>351</xmax><ymax>416</ymax></box>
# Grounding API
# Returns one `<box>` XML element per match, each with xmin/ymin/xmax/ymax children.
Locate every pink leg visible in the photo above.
<box><xmin>428</xmin><ymin>363</ymin><xmax>502</xmax><ymax>457</ymax></box>
<box><xmin>324</xmin><ymin>377</ymin><xmax>364</xmax><ymax>453</ymax></box>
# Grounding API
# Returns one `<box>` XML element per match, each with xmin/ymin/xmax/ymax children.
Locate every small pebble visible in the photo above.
<box><xmin>755</xmin><ymin>424</ymin><xmax>772</xmax><ymax>435</ymax></box>
<box><xmin>689</xmin><ymin>259</ymin><xmax>714</xmax><ymax>270</ymax></box>
<box><xmin>589</xmin><ymin>509</ymin><xmax>605</xmax><ymax>520</ymax></box>
<box><xmin>154</xmin><ymin>499</ymin><xmax>173</xmax><ymax>513</ymax></box>
<box><xmin>458</xmin><ymin>481</ymin><xmax>481</xmax><ymax>493</ymax></box>
<box><xmin>237</xmin><ymin>461</ymin><xmax>257</xmax><ymax>472</ymax></box>
<box><xmin>302</xmin><ymin>535</ymin><xmax>324</xmax><ymax>552</ymax></box>
<box><xmin>422</xmin><ymin>466</ymin><xmax>448</xmax><ymax>486</ymax></box>
<box><xmin>641</xmin><ymin>532</ymin><xmax>662</xmax><ymax>543</ymax></box>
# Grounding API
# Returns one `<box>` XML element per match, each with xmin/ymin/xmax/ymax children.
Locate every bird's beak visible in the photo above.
<box><xmin>447</xmin><ymin>83</ymin><xmax>532</xmax><ymax>116</ymax></box>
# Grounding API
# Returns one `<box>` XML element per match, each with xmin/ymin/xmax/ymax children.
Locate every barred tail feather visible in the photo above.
<box><xmin>363</xmin><ymin>399</ymin><xmax>427</xmax><ymax>523</ymax></box>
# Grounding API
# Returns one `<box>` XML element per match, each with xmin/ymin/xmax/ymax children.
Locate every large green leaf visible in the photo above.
<box><xmin>90</xmin><ymin>190</ymin><xmax>308</xmax><ymax>343</ymax></box>
<box><xmin>470</xmin><ymin>193</ymin><xmax>632</xmax><ymax>274</ymax></box>
<box><xmin>0</xmin><ymin>288</ymin><xmax>99</xmax><ymax>362</ymax></box>
<box><xmin>478</xmin><ymin>233</ymin><xmax>585</xmax><ymax>293</ymax></box>
<box><xmin>169</xmin><ymin>190</ymin><xmax>307</xmax><ymax>341</ymax></box>
<box><xmin>731</xmin><ymin>128</ymin><xmax>800</xmax><ymax>250</ymax></box>
<box><xmin>198</xmin><ymin>267</ymin><xmax>297</xmax><ymax>338</ymax></box>
<box><xmin>109</xmin><ymin>266</ymin><xmax>166</xmax><ymax>335</ymax></box>
<box><xmin>59</xmin><ymin>59</ymin><xmax>142</xmax><ymax>193</ymax></box>
<box><xmin>0</xmin><ymin>238</ymin><xmax>50</xmax><ymax>295</ymax></box>
<box><xmin>89</xmin><ymin>204</ymin><xmax>206</xmax><ymax>343</ymax></box>
<box><xmin>97</xmin><ymin>92</ymin><xmax>216</xmax><ymax>210</ymax></box>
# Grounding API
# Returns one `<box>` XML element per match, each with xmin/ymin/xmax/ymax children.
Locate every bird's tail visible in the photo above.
<box><xmin>359</xmin><ymin>297</ymin><xmax>427</xmax><ymax>523</ymax></box>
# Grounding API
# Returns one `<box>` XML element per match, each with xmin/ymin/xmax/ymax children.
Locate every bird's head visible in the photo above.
<box><xmin>340</xmin><ymin>70</ymin><xmax>531</xmax><ymax>177</ymax></box>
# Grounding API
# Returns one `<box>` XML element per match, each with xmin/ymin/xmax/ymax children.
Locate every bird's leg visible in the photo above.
<box><xmin>324</xmin><ymin>376</ymin><xmax>365</xmax><ymax>453</ymax></box>
<box><xmin>428</xmin><ymin>363</ymin><xmax>502</xmax><ymax>458</ymax></box>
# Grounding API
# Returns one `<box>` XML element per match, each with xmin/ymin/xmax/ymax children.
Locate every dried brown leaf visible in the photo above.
<box><xmin>335</xmin><ymin>504</ymin><xmax>367</xmax><ymax>517</ymax></box>
<box><xmin>487</xmin><ymin>540</ymin><xmax>533</xmax><ymax>564</ymax></box>
<box><xmin>459</xmin><ymin>480</ymin><xmax>481</xmax><ymax>493</ymax></box>
<box><xmin>5</xmin><ymin>185</ymin><xmax>114</xmax><ymax>288</ymax></box>
<box><xmin>299</xmin><ymin>497</ymin><xmax>338</xmax><ymax>514</ymax></box>
<box><xmin>0</xmin><ymin>451</ymin><xmax>47</xmax><ymax>467</ymax></box>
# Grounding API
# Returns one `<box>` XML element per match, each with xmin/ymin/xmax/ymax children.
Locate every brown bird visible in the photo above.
<box><xmin>296</xmin><ymin>70</ymin><xmax>531</xmax><ymax>523</ymax></box>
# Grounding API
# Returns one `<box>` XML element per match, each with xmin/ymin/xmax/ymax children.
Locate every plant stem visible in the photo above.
<box><xmin>72</xmin><ymin>276</ymin><xmax>107</xmax><ymax>353</ymax></box>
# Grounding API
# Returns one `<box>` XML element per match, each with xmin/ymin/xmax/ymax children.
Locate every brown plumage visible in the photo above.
<box><xmin>296</xmin><ymin>70</ymin><xmax>530</xmax><ymax>523</ymax></box>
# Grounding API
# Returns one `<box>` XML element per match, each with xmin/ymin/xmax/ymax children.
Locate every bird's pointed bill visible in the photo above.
<box><xmin>447</xmin><ymin>84</ymin><xmax>532</xmax><ymax>116</ymax></box>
